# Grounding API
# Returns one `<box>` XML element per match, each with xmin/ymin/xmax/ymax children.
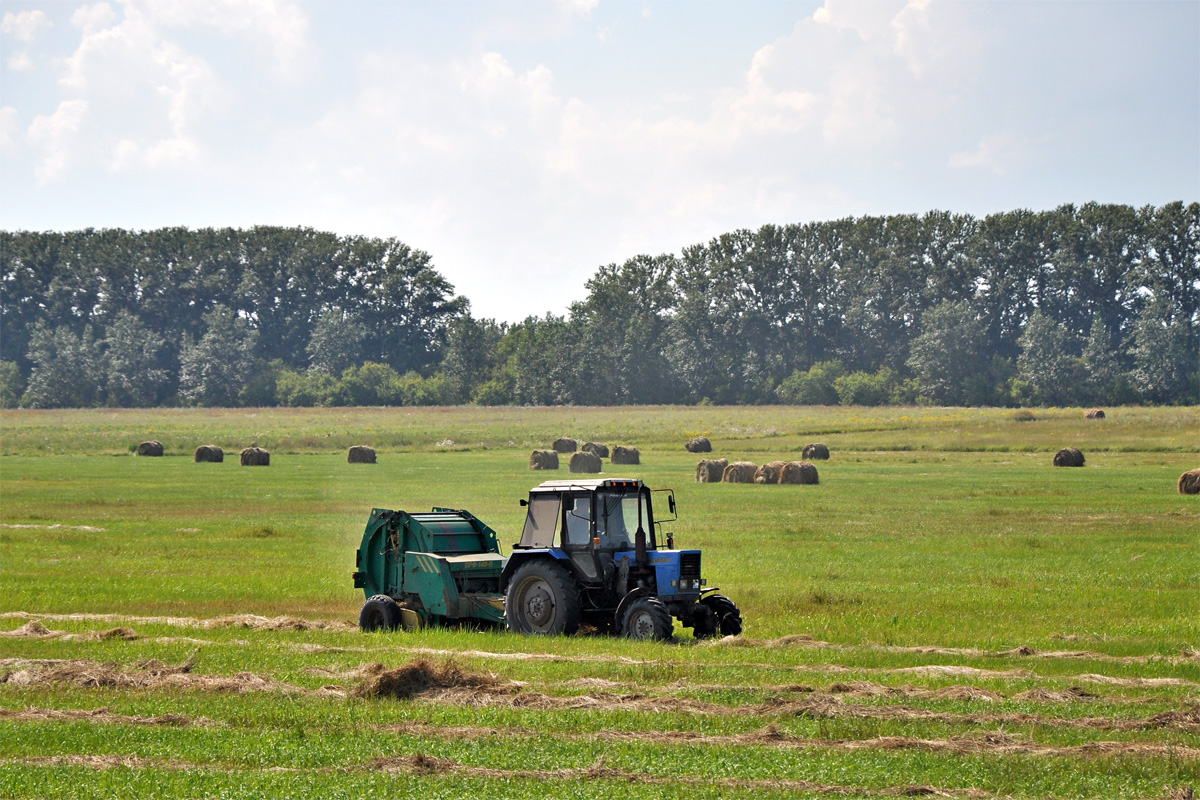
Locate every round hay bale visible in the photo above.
<box><xmin>348</xmin><ymin>445</ymin><xmax>377</xmax><ymax>464</ymax></box>
<box><xmin>721</xmin><ymin>462</ymin><xmax>757</xmax><ymax>483</ymax></box>
<box><xmin>611</xmin><ymin>445</ymin><xmax>640</xmax><ymax>465</ymax></box>
<box><xmin>240</xmin><ymin>447</ymin><xmax>270</xmax><ymax>467</ymax></box>
<box><xmin>695</xmin><ymin>458</ymin><xmax>728</xmax><ymax>483</ymax></box>
<box><xmin>569</xmin><ymin>451</ymin><xmax>602</xmax><ymax>474</ymax></box>
<box><xmin>780</xmin><ymin>461</ymin><xmax>819</xmax><ymax>485</ymax></box>
<box><xmin>194</xmin><ymin>445</ymin><xmax>224</xmax><ymax>463</ymax></box>
<box><xmin>552</xmin><ymin>437</ymin><xmax>578</xmax><ymax>453</ymax></box>
<box><xmin>582</xmin><ymin>442</ymin><xmax>609</xmax><ymax>458</ymax></box>
<box><xmin>529</xmin><ymin>450</ymin><xmax>560</xmax><ymax>470</ymax></box>
<box><xmin>754</xmin><ymin>461</ymin><xmax>788</xmax><ymax>484</ymax></box>
<box><xmin>1085</xmin><ymin>409</ymin><xmax>1106</xmax><ymax>419</ymax></box>
<box><xmin>685</xmin><ymin>436</ymin><xmax>712</xmax><ymax>453</ymax></box>
<box><xmin>136</xmin><ymin>440</ymin><xmax>163</xmax><ymax>457</ymax></box>
<box><xmin>801</xmin><ymin>443</ymin><xmax>830</xmax><ymax>460</ymax></box>
<box><xmin>1178</xmin><ymin>469</ymin><xmax>1200</xmax><ymax>495</ymax></box>
<box><xmin>1052</xmin><ymin>447</ymin><xmax>1085</xmax><ymax>467</ymax></box>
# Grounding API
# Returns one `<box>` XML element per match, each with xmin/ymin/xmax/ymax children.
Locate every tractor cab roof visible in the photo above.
<box><xmin>530</xmin><ymin>478</ymin><xmax>643</xmax><ymax>494</ymax></box>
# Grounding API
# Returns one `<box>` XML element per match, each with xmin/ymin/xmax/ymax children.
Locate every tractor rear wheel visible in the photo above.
<box><xmin>359</xmin><ymin>594</ymin><xmax>401</xmax><ymax>632</ymax></box>
<box><xmin>622</xmin><ymin>597</ymin><xmax>673</xmax><ymax>641</ymax></box>
<box><xmin>505</xmin><ymin>560</ymin><xmax>581</xmax><ymax>635</ymax></box>
<box><xmin>701</xmin><ymin>594</ymin><xmax>742</xmax><ymax>636</ymax></box>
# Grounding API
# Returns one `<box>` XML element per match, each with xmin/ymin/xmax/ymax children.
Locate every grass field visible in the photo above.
<box><xmin>1</xmin><ymin>404</ymin><xmax>1197</xmax><ymax>798</ymax></box>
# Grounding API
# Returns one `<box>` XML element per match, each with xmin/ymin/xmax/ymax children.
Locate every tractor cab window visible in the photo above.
<box><xmin>519</xmin><ymin>494</ymin><xmax>560</xmax><ymax>548</ymax></box>
<box><xmin>562</xmin><ymin>493</ymin><xmax>592</xmax><ymax>547</ymax></box>
<box><xmin>596</xmin><ymin>490</ymin><xmax>652</xmax><ymax>550</ymax></box>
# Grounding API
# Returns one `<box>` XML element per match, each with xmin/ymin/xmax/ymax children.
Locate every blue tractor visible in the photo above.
<box><xmin>501</xmin><ymin>478</ymin><xmax>742</xmax><ymax>640</ymax></box>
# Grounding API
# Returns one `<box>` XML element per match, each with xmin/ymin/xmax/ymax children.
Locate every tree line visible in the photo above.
<box><xmin>2</xmin><ymin>202</ymin><xmax>1196</xmax><ymax>409</ymax></box>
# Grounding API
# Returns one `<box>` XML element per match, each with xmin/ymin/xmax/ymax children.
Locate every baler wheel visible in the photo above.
<box><xmin>359</xmin><ymin>594</ymin><xmax>401</xmax><ymax>632</ymax></box>
<box><xmin>505</xmin><ymin>560</ymin><xmax>581</xmax><ymax>635</ymax></box>
<box><xmin>701</xmin><ymin>594</ymin><xmax>743</xmax><ymax>637</ymax></box>
<box><xmin>621</xmin><ymin>597</ymin><xmax>673</xmax><ymax>641</ymax></box>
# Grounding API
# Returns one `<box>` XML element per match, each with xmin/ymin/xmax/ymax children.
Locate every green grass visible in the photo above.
<box><xmin>0</xmin><ymin>405</ymin><xmax>1197</xmax><ymax>798</ymax></box>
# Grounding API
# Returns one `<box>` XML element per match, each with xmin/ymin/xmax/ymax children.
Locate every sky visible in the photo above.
<box><xmin>1</xmin><ymin>0</ymin><xmax>1198</xmax><ymax>322</ymax></box>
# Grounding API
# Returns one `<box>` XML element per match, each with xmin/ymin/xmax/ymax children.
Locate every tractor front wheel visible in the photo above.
<box><xmin>701</xmin><ymin>594</ymin><xmax>742</xmax><ymax>637</ymax></box>
<box><xmin>359</xmin><ymin>594</ymin><xmax>401</xmax><ymax>632</ymax></box>
<box><xmin>505</xmin><ymin>560</ymin><xmax>581</xmax><ymax>635</ymax></box>
<box><xmin>621</xmin><ymin>597</ymin><xmax>673</xmax><ymax>641</ymax></box>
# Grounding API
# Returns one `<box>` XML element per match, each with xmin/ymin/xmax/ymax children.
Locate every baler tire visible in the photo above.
<box><xmin>505</xmin><ymin>560</ymin><xmax>581</xmax><ymax>636</ymax></box>
<box><xmin>701</xmin><ymin>594</ymin><xmax>743</xmax><ymax>637</ymax></box>
<box><xmin>359</xmin><ymin>594</ymin><xmax>401</xmax><ymax>632</ymax></box>
<box><xmin>621</xmin><ymin>597</ymin><xmax>674</xmax><ymax>641</ymax></box>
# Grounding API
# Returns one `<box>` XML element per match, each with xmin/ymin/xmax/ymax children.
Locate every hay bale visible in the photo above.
<box><xmin>582</xmin><ymin>442</ymin><xmax>609</xmax><ymax>458</ymax></box>
<box><xmin>240</xmin><ymin>447</ymin><xmax>270</xmax><ymax>466</ymax></box>
<box><xmin>802</xmin><ymin>443</ymin><xmax>830</xmax><ymax>460</ymax></box>
<box><xmin>1052</xmin><ymin>447</ymin><xmax>1085</xmax><ymax>467</ymax></box>
<box><xmin>136</xmin><ymin>440</ymin><xmax>163</xmax><ymax>457</ymax></box>
<box><xmin>194</xmin><ymin>445</ymin><xmax>224</xmax><ymax>463</ymax></box>
<box><xmin>529</xmin><ymin>450</ymin><xmax>559</xmax><ymax>470</ymax></box>
<box><xmin>754</xmin><ymin>461</ymin><xmax>788</xmax><ymax>484</ymax></box>
<box><xmin>695</xmin><ymin>458</ymin><xmax>728</xmax><ymax>483</ymax></box>
<box><xmin>611</xmin><ymin>445</ymin><xmax>640</xmax><ymax>465</ymax></box>
<box><xmin>685</xmin><ymin>436</ymin><xmax>712</xmax><ymax>453</ymax></box>
<box><xmin>1178</xmin><ymin>469</ymin><xmax>1200</xmax><ymax>495</ymax></box>
<box><xmin>721</xmin><ymin>462</ymin><xmax>757</xmax><ymax>483</ymax></box>
<box><xmin>1085</xmin><ymin>409</ymin><xmax>1106</xmax><ymax>419</ymax></box>
<box><xmin>348</xmin><ymin>445</ymin><xmax>377</xmax><ymax>464</ymax></box>
<box><xmin>780</xmin><ymin>461</ymin><xmax>819</xmax><ymax>485</ymax></box>
<box><xmin>552</xmin><ymin>437</ymin><xmax>578</xmax><ymax>453</ymax></box>
<box><xmin>569</xmin><ymin>451</ymin><xmax>602</xmax><ymax>474</ymax></box>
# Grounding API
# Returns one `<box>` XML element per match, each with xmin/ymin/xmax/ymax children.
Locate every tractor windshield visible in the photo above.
<box><xmin>596</xmin><ymin>489</ymin><xmax>653</xmax><ymax>550</ymax></box>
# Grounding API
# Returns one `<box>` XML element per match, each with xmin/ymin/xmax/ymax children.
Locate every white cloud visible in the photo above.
<box><xmin>1</xmin><ymin>9</ymin><xmax>52</xmax><ymax>42</ymax></box>
<box><xmin>949</xmin><ymin>132</ymin><xmax>1024</xmax><ymax>175</ymax></box>
<box><xmin>70</xmin><ymin>3</ymin><xmax>118</xmax><ymax>34</ymax></box>
<box><xmin>0</xmin><ymin>106</ymin><xmax>19</xmax><ymax>154</ymax></box>
<box><xmin>6</xmin><ymin>51</ymin><xmax>34</xmax><ymax>71</ymax></box>
<box><xmin>27</xmin><ymin>100</ymin><xmax>89</xmax><ymax>183</ymax></box>
<box><xmin>554</xmin><ymin>0</ymin><xmax>598</xmax><ymax>18</ymax></box>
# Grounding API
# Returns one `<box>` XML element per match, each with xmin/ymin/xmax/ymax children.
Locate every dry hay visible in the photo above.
<box><xmin>802</xmin><ymin>443</ymin><xmax>830</xmax><ymax>460</ymax></box>
<box><xmin>569</xmin><ymin>451</ymin><xmax>603</xmax><ymax>474</ymax></box>
<box><xmin>347</xmin><ymin>445</ymin><xmax>377</xmax><ymax>464</ymax></box>
<box><xmin>610</xmin><ymin>445</ymin><xmax>640</xmax><ymax>465</ymax></box>
<box><xmin>551</xmin><ymin>437</ymin><xmax>579</xmax><ymax>453</ymax></box>
<box><xmin>1053</xmin><ymin>447</ymin><xmax>1085</xmax><ymax>467</ymax></box>
<box><xmin>1085</xmin><ymin>408</ymin><xmax>1106</xmax><ymax>419</ymax></box>
<box><xmin>136</xmin><ymin>440</ymin><xmax>163</xmax><ymax>457</ymax></box>
<box><xmin>695</xmin><ymin>458</ymin><xmax>728</xmax><ymax>483</ymax></box>
<box><xmin>780</xmin><ymin>461</ymin><xmax>819</xmax><ymax>485</ymax></box>
<box><xmin>0</xmin><ymin>653</ymin><xmax>325</xmax><ymax>696</ymax></box>
<box><xmin>754</xmin><ymin>461</ymin><xmax>788</xmax><ymax>484</ymax></box>
<box><xmin>529</xmin><ymin>450</ymin><xmax>560</xmax><ymax>470</ymax></box>
<box><xmin>193</xmin><ymin>445</ymin><xmax>223</xmax><ymax>463</ymax></box>
<box><xmin>0</xmin><ymin>706</ymin><xmax>208</xmax><ymax>728</ymax></box>
<box><xmin>721</xmin><ymin>462</ymin><xmax>757</xmax><ymax>483</ymax></box>
<box><xmin>685</xmin><ymin>436</ymin><xmax>712</xmax><ymax>453</ymax></box>
<box><xmin>1179</xmin><ymin>468</ymin><xmax>1200</xmax><ymax>495</ymax></box>
<box><xmin>582</xmin><ymin>441</ymin><xmax>609</xmax><ymax>458</ymax></box>
<box><xmin>240</xmin><ymin>446</ymin><xmax>270</xmax><ymax>466</ymax></box>
<box><xmin>353</xmin><ymin>659</ymin><xmax>508</xmax><ymax>700</ymax></box>
<box><xmin>204</xmin><ymin>614</ymin><xmax>352</xmax><ymax>632</ymax></box>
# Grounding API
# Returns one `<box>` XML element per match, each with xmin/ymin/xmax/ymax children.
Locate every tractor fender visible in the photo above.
<box><xmin>500</xmin><ymin>549</ymin><xmax>569</xmax><ymax>592</ymax></box>
<box><xmin>614</xmin><ymin>587</ymin><xmax>653</xmax><ymax>635</ymax></box>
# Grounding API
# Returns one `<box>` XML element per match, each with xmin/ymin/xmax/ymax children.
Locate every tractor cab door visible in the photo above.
<box><xmin>562</xmin><ymin>492</ymin><xmax>601</xmax><ymax>582</ymax></box>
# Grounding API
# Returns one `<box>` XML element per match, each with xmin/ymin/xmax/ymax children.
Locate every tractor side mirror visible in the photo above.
<box><xmin>668</xmin><ymin>495</ymin><xmax>676</xmax><ymax>514</ymax></box>
<box><xmin>519</xmin><ymin>499</ymin><xmax>528</xmax><ymax>506</ymax></box>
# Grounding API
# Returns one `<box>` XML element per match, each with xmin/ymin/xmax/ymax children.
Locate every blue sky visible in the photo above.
<box><xmin>2</xmin><ymin>0</ymin><xmax>1197</xmax><ymax>322</ymax></box>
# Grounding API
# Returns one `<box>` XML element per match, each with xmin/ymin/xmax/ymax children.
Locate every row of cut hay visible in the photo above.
<box><xmin>145</xmin><ymin>443</ymin><xmax>378</xmax><ymax>465</ymax></box>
